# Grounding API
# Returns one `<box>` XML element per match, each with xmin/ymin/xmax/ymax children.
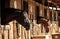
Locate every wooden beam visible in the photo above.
<box><xmin>10</xmin><ymin>0</ymin><xmax>14</xmax><ymax>8</ymax></box>
<box><xmin>17</xmin><ymin>0</ymin><xmax>23</xmax><ymax>10</ymax></box>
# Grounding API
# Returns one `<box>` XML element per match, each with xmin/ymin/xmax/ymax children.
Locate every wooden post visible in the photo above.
<box><xmin>56</xmin><ymin>11</ymin><xmax>58</xmax><ymax>21</ymax></box>
<box><xmin>38</xmin><ymin>24</ymin><xmax>41</xmax><ymax>35</ymax></box>
<box><xmin>43</xmin><ymin>26</ymin><xmax>46</xmax><ymax>35</ymax></box>
<box><xmin>9</xmin><ymin>21</ymin><xmax>14</xmax><ymax>39</ymax></box>
<box><xmin>59</xmin><ymin>27</ymin><xmax>60</xmax><ymax>32</ymax></box>
<box><xmin>30</xmin><ymin>23</ymin><xmax>33</xmax><ymax>37</ymax></box>
<box><xmin>21</xmin><ymin>26</ymin><xmax>23</xmax><ymax>39</ymax></box>
<box><xmin>48</xmin><ymin>19</ymin><xmax>52</xmax><ymax>35</ymax></box>
<box><xmin>28</xmin><ymin>1</ymin><xmax>32</xmax><ymax>19</ymax></box>
<box><xmin>42</xmin><ymin>0</ymin><xmax>45</xmax><ymax>17</ymax></box>
<box><xmin>17</xmin><ymin>0</ymin><xmax>23</xmax><ymax>10</ymax></box>
<box><xmin>27</xmin><ymin>30</ymin><xmax>29</xmax><ymax>39</ymax></box>
<box><xmin>4</xmin><ymin>30</ymin><xmax>8</xmax><ymax>39</ymax></box>
<box><xmin>10</xmin><ymin>0</ymin><xmax>14</xmax><ymax>8</ymax></box>
<box><xmin>14</xmin><ymin>0</ymin><xmax>19</xmax><ymax>39</ymax></box>
<box><xmin>33</xmin><ymin>20</ymin><xmax>36</xmax><ymax>35</ymax></box>
<box><xmin>22</xmin><ymin>27</ymin><xmax>25</xmax><ymax>39</ymax></box>
<box><xmin>13</xmin><ymin>20</ymin><xmax>18</xmax><ymax>39</ymax></box>
<box><xmin>40</xmin><ymin>4</ymin><xmax>43</xmax><ymax>16</ymax></box>
<box><xmin>1</xmin><ymin>25</ymin><xmax>4</xmax><ymax>39</ymax></box>
<box><xmin>29</xmin><ymin>30</ymin><xmax>31</xmax><ymax>39</ymax></box>
<box><xmin>52</xmin><ymin>10</ymin><xmax>54</xmax><ymax>21</ymax></box>
<box><xmin>0</xmin><ymin>32</ymin><xmax>2</xmax><ymax>39</ymax></box>
<box><xmin>21</xmin><ymin>26</ymin><xmax>26</xmax><ymax>39</ymax></box>
<box><xmin>4</xmin><ymin>25</ymin><xmax>10</xmax><ymax>39</ymax></box>
<box><xmin>50</xmin><ymin>24</ymin><xmax>53</xmax><ymax>34</ymax></box>
<box><xmin>0</xmin><ymin>26</ymin><xmax>2</xmax><ymax>39</ymax></box>
<box><xmin>14</xmin><ymin>0</ymin><xmax>17</xmax><ymax>8</ymax></box>
<box><xmin>47</xmin><ymin>8</ymin><xmax>50</xmax><ymax>19</ymax></box>
<box><xmin>18</xmin><ymin>24</ymin><xmax>21</xmax><ymax>39</ymax></box>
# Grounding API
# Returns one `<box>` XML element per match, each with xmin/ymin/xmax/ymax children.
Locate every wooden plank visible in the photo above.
<box><xmin>0</xmin><ymin>26</ymin><xmax>2</xmax><ymax>39</ymax></box>
<box><xmin>0</xmin><ymin>32</ymin><xmax>2</xmax><ymax>39</ymax></box>
<box><xmin>18</xmin><ymin>24</ymin><xmax>21</xmax><ymax>39</ymax></box>
<box><xmin>31</xmin><ymin>36</ymin><xmax>45</xmax><ymax>39</ymax></box>
<box><xmin>4</xmin><ymin>30</ymin><xmax>8</xmax><ymax>39</ymax></box>
<box><xmin>32</xmin><ymin>5</ymin><xmax>35</xmax><ymax>20</ymax></box>
<box><xmin>59</xmin><ymin>28</ymin><xmax>60</xmax><ymax>32</ymax></box>
<box><xmin>17</xmin><ymin>0</ymin><xmax>23</xmax><ymax>9</ymax></box>
<box><xmin>4</xmin><ymin>25</ymin><xmax>10</xmax><ymax>39</ymax></box>
<box><xmin>14</xmin><ymin>0</ymin><xmax>17</xmax><ymax>8</ymax></box>
<box><xmin>23</xmin><ymin>27</ymin><xmax>25</xmax><ymax>39</ymax></box>
<box><xmin>28</xmin><ymin>1</ymin><xmax>33</xmax><ymax>19</ymax></box>
<box><xmin>21</xmin><ymin>26</ymin><xmax>23</xmax><ymax>39</ymax></box>
<box><xmin>10</xmin><ymin>0</ymin><xmax>14</xmax><ymax>8</ymax></box>
<box><xmin>1</xmin><ymin>25</ymin><xmax>4</xmax><ymax>34</ymax></box>
<box><xmin>29</xmin><ymin>30</ymin><xmax>31</xmax><ymax>39</ymax></box>
<box><xmin>1</xmin><ymin>25</ymin><xmax>4</xmax><ymax>39</ymax></box>
<box><xmin>5</xmin><ymin>25</ymin><xmax>10</xmax><ymax>30</ymax></box>
<box><xmin>13</xmin><ymin>20</ymin><xmax>18</xmax><ymax>39</ymax></box>
<box><xmin>21</xmin><ymin>26</ymin><xmax>28</xmax><ymax>39</ymax></box>
<box><xmin>56</xmin><ymin>11</ymin><xmax>58</xmax><ymax>21</ymax></box>
<box><xmin>28</xmin><ymin>1</ymin><xmax>36</xmax><ymax>20</ymax></box>
<box><xmin>22</xmin><ymin>26</ymin><xmax>27</xmax><ymax>39</ymax></box>
<box><xmin>40</xmin><ymin>4</ymin><xmax>44</xmax><ymax>16</ymax></box>
<box><xmin>9</xmin><ymin>21</ymin><xmax>14</xmax><ymax>39</ymax></box>
<box><xmin>47</xmin><ymin>8</ymin><xmax>50</xmax><ymax>19</ymax></box>
<box><xmin>21</xmin><ymin>26</ymin><xmax>24</xmax><ymax>39</ymax></box>
<box><xmin>52</xmin><ymin>10</ymin><xmax>54</xmax><ymax>21</ymax></box>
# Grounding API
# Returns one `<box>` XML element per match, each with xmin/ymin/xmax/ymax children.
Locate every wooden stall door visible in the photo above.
<box><xmin>31</xmin><ymin>36</ymin><xmax>45</xmax><ymax>39</ymax></box>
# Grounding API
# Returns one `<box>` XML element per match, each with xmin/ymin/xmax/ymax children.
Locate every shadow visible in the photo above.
<box><xmin>5</xmin><ymin>0</ymin><xmax>10</xmax><ymax>8</ymax></box>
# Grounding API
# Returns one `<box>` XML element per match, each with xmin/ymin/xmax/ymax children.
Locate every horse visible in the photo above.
<box><xmin>37</xmin><ymin>16</ymin><xmax>49</xmax><ymax>33</ymax></box>
<box><xmin>1</xmin><ymin>8</ymin><xmax>30</xmax><ymax>30</ymax></box>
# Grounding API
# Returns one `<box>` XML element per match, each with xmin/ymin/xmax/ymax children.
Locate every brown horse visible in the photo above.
<box><xmin>37</xmin><ymin>16</ymin><xmax>49</xmax><ymax>33</ymax></box>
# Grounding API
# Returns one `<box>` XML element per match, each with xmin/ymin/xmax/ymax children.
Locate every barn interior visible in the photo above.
<box><xmin>0</xmin><ymin>0</ymin><xmax>60</xmax><ymax>39</ymax></box>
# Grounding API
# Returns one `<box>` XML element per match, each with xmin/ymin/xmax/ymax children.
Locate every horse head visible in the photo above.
<box><xmin>37</xmin><ymin>16</ymin><xmax>49</xmax><ymax>33</ymax></box>
<box><xmin>1</xmin><ymin>8</ymin><xmax>30</xmax><ymax>30</ymax></box>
